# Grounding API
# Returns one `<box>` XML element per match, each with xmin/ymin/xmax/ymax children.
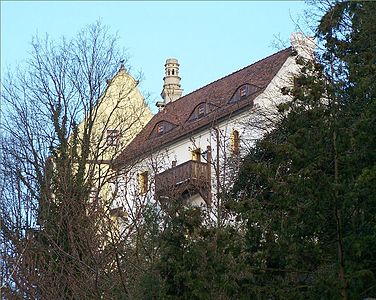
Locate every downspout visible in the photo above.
<box><xmin>212</xmin><ymin>126</ymin><xmax>221</xmax><ymax>228</ymax></box>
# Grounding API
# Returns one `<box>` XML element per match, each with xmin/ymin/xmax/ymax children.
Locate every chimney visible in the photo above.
<box><xmin>160</xmin><ymin>58</ymin><xmax>183</xmax><ymax>104</ymax></box>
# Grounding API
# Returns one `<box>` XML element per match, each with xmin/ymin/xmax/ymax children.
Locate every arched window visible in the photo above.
<box><xmin>172</xmin><ymin>69</ymin><xmax>175</xmax><ymax>75</ymax></box>
<box><xmin>231</xmin><ymin>129</ymin><xmax>240</xmax><ymax>155</ymax></box>
<box><xmin>168</xmin><ymin>70</ymin><xmax>170</xmax><ymax>75</ymax></box>
<box><xmin>138</xmin><ymin>171</ymin><xmax>148</xmax><ymax>194</ymax></box>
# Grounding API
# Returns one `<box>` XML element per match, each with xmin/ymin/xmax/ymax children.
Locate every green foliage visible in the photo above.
<box><xmin>132</xmin><ymin>3</ymin><xmax>376</xmax><ymax>299</ymax></box>
<box><xmin>230</xmin><ymin>2</ymin><xmax>376</xmax><ymax>298</ymax></box>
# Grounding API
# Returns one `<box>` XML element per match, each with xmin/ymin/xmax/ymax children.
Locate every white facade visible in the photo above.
<box><xmin>111</xmin><ymin>33</ymin><xmax>315</xmax><ymax>222</ymax></box>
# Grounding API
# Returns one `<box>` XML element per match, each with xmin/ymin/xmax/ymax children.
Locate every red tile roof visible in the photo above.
<box><xmin>113</xmin><ymin>47</ymin><xmax>292</xmax><ymax>168</ymax></box>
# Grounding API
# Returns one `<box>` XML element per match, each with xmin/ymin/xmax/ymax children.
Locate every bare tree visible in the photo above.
<box><xmin>0</xmin><ymin>21</ymin><xmax>151</xmax><ymax>299</ymax></box>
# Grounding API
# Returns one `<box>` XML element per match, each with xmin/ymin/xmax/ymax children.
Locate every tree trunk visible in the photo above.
<box><xmin>333</xmin><ymin>131</ymin><xmax>348</xmax><ymax>300</ymax></box>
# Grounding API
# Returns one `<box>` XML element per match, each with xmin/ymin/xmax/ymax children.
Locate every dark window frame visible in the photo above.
<box><xmin>197</xmin><ymin>104</ymin><xmax>206</xmax><ymax>117</ymax></box>
<box><xmin>239</xmin><ymin>85</ymin><xmax>248</xmax><ymax>98</ymax></box>
<box><xmin>106</xmin><ymin>129</ymin><xmax>120</xmax><ymax>146</ymax></box>
<box><xmin>157</xmin><ymin>123</ymin><xmax>164</xmax><ymax>134</ymax></box>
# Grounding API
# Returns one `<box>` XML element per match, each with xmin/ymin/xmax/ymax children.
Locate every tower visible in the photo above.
<box><xmin>160</xmin><ymin>58</ymin><xmax>183</xmax><ymax>104</ymax></box>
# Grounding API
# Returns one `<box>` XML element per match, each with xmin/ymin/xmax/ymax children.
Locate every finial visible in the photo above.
<box><xmin>119</xmin><ymin>60</ymin><xmax>126</xmax><ymax>72</ymax></box>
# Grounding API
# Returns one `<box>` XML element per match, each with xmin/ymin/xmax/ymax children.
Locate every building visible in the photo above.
<box><xmin>110</xmin><ymin>33</ymin><xmax>315</xmax><ymax>221</ymax></box>
<box><xmin>81</xmin><ymin>64</ymin><xmax>154</xmax><ymax>227</ymax></box>
<box><xmin>81</xmin><ymin>64</ymin><xmax>153</xmax><ymax>208</ymax></box>
<box><xmin>38</xmin><ymin>64</ymin><xmax>153</xmax><ymax>226</ymax></box>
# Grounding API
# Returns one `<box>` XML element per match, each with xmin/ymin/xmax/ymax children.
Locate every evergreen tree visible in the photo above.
<box><xmin>137</xmin><ymin>3</ymin><xmax>376</xmax><ymax>298</ymax></box>
<box><xmin>232</xmin><ymin>1</ymin><xmax>376</xmax><ymax>298</ymax></box>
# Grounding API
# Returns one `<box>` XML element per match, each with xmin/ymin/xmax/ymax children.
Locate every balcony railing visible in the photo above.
<box><xmin>155</xmin><ymin>160</ymin><xmax>211</xmax><ymax>204</ymax></box>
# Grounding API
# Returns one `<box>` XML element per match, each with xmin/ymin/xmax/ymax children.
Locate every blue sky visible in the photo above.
<box><xmin>1</xmin><ymin>1</ymin><xmax>310</xmax><ymax>113</ymax></box>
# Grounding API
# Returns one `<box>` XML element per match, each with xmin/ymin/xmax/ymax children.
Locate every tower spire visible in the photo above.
<box><xmin>160</xmin><ymin>58</ymin><xmax>183</xmax><ymax>104</ymax></box>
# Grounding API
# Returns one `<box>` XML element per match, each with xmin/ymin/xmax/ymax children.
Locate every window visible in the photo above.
<box><xmin>231</xmin><ymin>129</ymin><xmax>240</xmax><ymax>155</ymax></box>
<box><xmin>229</xmin><ymin>84</ymin><xmax>261</xmax><ymax>104</ymax></box>
<box><xmin>191</xmin><ymin>148</ymin><xmax>201</xmax><ymax>162</ymax></box>
<box><xmin>150</xmin><ymin>121</ymin><xmax>177</xmax><ymax>138</ymax></box>
<box><xmin>109</xmin><ymin>207</ymin><xmax>127</xmax><ymax>231</ymax></box>
<box><xmin>197</xmin><ymin>104</ymin><xmax>206</xmax><ymax>117</ymax></box>
<box><xmin>157</xmin><ymin>124</ymin><xmax>164</xmax><ymax>134</ymax></box>
<box><xmin>239</xmin><ymin>86</ymin><xmax>247</xmax><ymax>98</ymax></box>
<box><xmin>110</xmin><ymin>207</ymin><xmax>127</xmax><ymax>221</ymax></box>
<box><xmin>172</xmin><ymin>69</ymin><xmax>175</xmax><ymax>75</ymax></box>
<box><xmin>106</xmin><ymin>129</ymin><xmax>120</xmax><ymax>146</ymax></box>
<box><xmin>89</xmin><ymin>187</ymin><xmax>99</xmax><ymax>202</ymax></box>
<box><xmin>188</xmin><ymin>103</ymin><xmax>219</xmax><ymax>122</ymax></box>
<box><xmin>138</xmin><ymin>171</ymin><xmax>148</xmax><ymax>194</ymax></box>
<box><xmin>89</xmin><ymin>187</ymin><xmax>101</xmax><ymax>210</ymax></box>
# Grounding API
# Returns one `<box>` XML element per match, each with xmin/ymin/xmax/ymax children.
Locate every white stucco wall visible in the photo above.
<box><xmin>112</xmin><ymin>38</ymin><xmax>312</xmax><ymax>219</ymax></box>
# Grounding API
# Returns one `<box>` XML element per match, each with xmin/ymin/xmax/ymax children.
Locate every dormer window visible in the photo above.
<box><xmin>198</xmin><ymin>104</ymin><xmax>206</xmax><ymax>117</ymax></box>
<box><xmin>240</xmin><ymin>86</ymin><xmax>247</xmax><ymax>98</ymax></box>
<box><xmin>157</xmin><ymin>124</ymin><xmax>164</xmax><ymax>134</ymax></box>
<box><xmin>187</xmin><ymin>102</ymin><xmax>219</xmax><ymax>122</ymax></box>
<box><xmin>149</xmin><ymin>121</ymin><xmax>177</xmax><ymax>138</ymax></box>
<box><xmin>229</xmin><ymin>84</ymin><xmax>261</xmax><ymax>104</ymax></box>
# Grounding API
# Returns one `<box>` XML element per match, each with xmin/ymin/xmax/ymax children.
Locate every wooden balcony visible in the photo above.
<box><xmin>155</xmin><ymin>160</ymin><xmax>211</xmax><ymax>205</ymax></box>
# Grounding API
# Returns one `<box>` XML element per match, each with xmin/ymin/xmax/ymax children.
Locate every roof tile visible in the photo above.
<box><xmin>113</xmin><ymin>47</ymin><xmax>292</xmax><ymax>168</ymax></box>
